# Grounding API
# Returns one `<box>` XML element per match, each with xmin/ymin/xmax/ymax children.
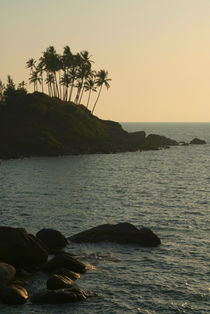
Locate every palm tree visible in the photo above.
<box><xmin>76</xmin><ymin>51</ymin><xmax>93</xmax><ymax>104</ymax></box>
<box><xmin>37</xmin><ymin>61</ymin><xmax>45</xmax><ymax>93</ymax></box>
<box><xmin>42</xmin><ymin>46</ymin><xmax>61</xmax><ymax>98</ymax></box>
<box><xmin>75</xmin><ymin>63</ymin><xmax>91</xmax><ymax>104</ymax></box>
<box><xmin>45</xmin><ymin>73</ymin><xmax>55</xmax><ymax>97</ymax></box>
<box><xmin>26</xmin><ymin>58</ymin><xmax>36</xmax><ymax>74</ymax></box>
<box><xmin>68</xmin><ymin>53</ymin><xmax>82</xmax><ymax>102</ymax></box>
<box><xmin>62</xmin><ymin>46</ymin><xmax>73</xmax><ymax>71</ymax></box>
<box><xmin>80</xmin><ymin>50</ymin><xmax>94</xmax><ymax>67</ymax></box>
<box><xmin>29</xmin><ymin>71</ymin><xmax>41</xmax><ymax>92</ymax></box>
<box><xmin>84</xmin><ymin>77</ymin><xmax>97</xmax><ymax>108</ymax></box>
<box><xmin>92</xmin><ymin>70</ymin><xmax>111</xmax><ymax>114</ymax></box>
<box><xmin>60</xmin><ymin>72</ymin><xmax>71</xmax><ymax>101</ymax></box>
<box><xmin>17</xmin><ymin>81</ymin><xmax>27</xmax><ymax>91</ymax></box>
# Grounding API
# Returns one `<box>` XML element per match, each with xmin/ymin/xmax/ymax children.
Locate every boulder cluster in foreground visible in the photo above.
<box><xmin>0</xmin><ymin>223</ymin><xmax>161</xmax><ymax>306</ymax></box>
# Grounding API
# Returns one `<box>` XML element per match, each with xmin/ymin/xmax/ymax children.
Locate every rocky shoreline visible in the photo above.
<box><xmin>0</xmin><ymin>92</ymin><xmax>206</xmax><ymax>160</ymax></box>
<box><xmin>0</xmin><ymin>131</ymin><xmax>206</xmax><ymax>160</ymax></box>
<box><xmin>0</xmin><ymin>224</ymin><xmax>160</xmax><ymax>306</ymax></box>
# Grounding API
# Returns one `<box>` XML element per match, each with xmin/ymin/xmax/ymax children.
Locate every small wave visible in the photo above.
<box><xmin>76</xmin><ymin>252</ymin><xmax>121</xmax><ymax>263</ymax></box>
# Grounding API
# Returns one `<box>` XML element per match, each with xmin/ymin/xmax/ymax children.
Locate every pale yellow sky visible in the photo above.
<box><xmin>1</xmin><ymin>0</ymin><xmax>210</xmax><ymax>122</ymax></box>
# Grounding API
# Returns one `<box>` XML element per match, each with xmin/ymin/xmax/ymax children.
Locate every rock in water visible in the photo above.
<box><xmin>190</xmin><ymin>138</ymin><xmax>206</xmax><ymax>144</ymax></box>
<box><xmin>52</xmin><ymin>268</ymin><xmax>80</xmax><ymax>280</ymax></box>
<box><xmin>43</xmin><ymin>253</ymin><xmax>86</xmax><ymax>274</ymax></box>
<box><xmin>69</xmin><ymin>223</ymin><xmax>161</xmax><ymax>247</ymax></box>
<box><xmin>0</xmin><ymin>262</ymin><xmax>16</xmax><ymax>289</ymax></box>
<box><xmin>146</xmin><ymin>134</ymin><xmax>178</xmax><ymax>147</ymax></box>
<box><xmin>36</xmin><ymin>228</ymin><xmax>68</xmax><ymax>250</ymax></box>
<box><xmin>47</xmin><ymin>274</ymin><xmax>74</xmax><ymax>290</ymax></box>
<box><xmin>31</xmin><ymin>287</ymin><xmax>87</xmax><ymax>304</ymax></box>
<box><xmin>0</xmin><ymin>285</ymin><xmax>28</xmax><ymax>304</ymax></box>
<box><xmin>0</xmin><ymin>226</ymin><xmax>48</xmax><ymax>269</ymax></box>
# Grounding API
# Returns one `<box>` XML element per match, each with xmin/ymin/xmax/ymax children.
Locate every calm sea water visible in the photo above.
<box><xmin>0</xmin><ymin>122</ymin><xmax>209</xmax><ymax>313</ymax></box>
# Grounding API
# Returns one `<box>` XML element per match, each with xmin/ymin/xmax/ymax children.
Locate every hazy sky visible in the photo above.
<box><xmin>1</xmin><ymin>0</ymin><xmax>210</xmax><ymax>122</ymax></box>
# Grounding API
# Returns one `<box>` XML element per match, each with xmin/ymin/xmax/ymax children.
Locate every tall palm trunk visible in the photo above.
<box><xmin>77</xmin><ymin>78</ymin><xmax>84</xmax><ymax>104</ymax></box>
<box><xmin>78</xmin><ymin>86</ymin><xmax>85</xmax><ymax>104</ymax></box>
<box><xmin>65</xmin><ymin>86</ymin><xmax>68</xmax><ymax>101</ymax></box>
<box><xmin>48</xmin><ymin>84</ymin><xmax>51</xmax><ymax>97</ymax></box>
<box><xmin>74</xmin><ymin>85</ymin><xmax>82</xmax><ymax>104</ymax></box>
<box><xmin>92</xmin><ymin>85</ymin><xmax>103</xmax><ymax>114</ymax></box>
<box><xmin>41</xmin><ymin>73</ymin><xmax>44</xmax><ymax>93</ymax></box>
<box><xmin>86</xmin><ymin>90</ymin><xmax>91</xmax><ymax>108</ymax></box>
<box><xmin>69</xmin><ymin>78</ymin><xmax>75</xmax><ymax>102</ymax></box>
<box><xmin>59</xmin><ymin>70</ymin><xmax>62</xmax><ymax>99</ymax></box>
<box><xmin>54</xmin><ymin>73</ymin><xmax>60</xmax><ymax>98</ymax></box>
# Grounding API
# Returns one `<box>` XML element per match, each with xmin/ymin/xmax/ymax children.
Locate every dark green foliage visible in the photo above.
<box><xmin>0</xmin><ymin>92</ymin><xmax>109</xmax><ymax>158</ymax></box>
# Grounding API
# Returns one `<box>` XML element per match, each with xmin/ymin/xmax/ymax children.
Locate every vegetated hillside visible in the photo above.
<box><xmin>0</xmin><ymin>92</ymin><xmax>178</xmax><ymax>159</ymax></box>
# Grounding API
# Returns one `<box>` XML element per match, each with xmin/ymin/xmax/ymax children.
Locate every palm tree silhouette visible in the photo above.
<box><xmin>37</xmin><ymin>61</ymin><xmax>45</xmax><ymax>93</ymax></box>
<box><xmin>60</xmin><ymin>72</ymin><xmax>71</xmax><ymax>101</ymax></box>
<box><xmin>26</xmin><ymin>58</ymin><xmax>36</xmax><ymax>74</ymax></box>
<box><xmin>26</xmin><ymin>45</ymin><xmax>111</xmax><ymax>106</ymax></box>
<box><xmin>84</xmin><ymin>77</ymin><xmax>97</xmax><ymax>108</ymax></box>
<box><xmin>45</xmin><ymin>73</ymin><xmax>55</xmax><ymax>97</ymax></box>
<box><xmin>29</xmin><ymin>71</ymin><xmax>41</xmax><ymax>92</ymax></box>
<box><xmin>42</xmin><ymin>46</ymin><xmax>61</xmax><ymax>98</ymax></box>
<box><xmin>92</xmin><ymin>70</ymin><xmax>111</xmax><ymax>114</ymax></box>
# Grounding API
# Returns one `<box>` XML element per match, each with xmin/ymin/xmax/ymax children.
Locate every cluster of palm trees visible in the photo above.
<box><xmin>26</xmin><ymin>46</ymin><xmax>111</xmax><ymax>114</ymax></box>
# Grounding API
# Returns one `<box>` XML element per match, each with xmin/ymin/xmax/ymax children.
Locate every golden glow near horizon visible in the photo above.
<box><xmin>1</xmin><ymin>0</ymin><xmax>210</xmax><ymax>122</ymax></box>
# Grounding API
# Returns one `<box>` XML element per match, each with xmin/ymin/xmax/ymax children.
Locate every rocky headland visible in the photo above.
<box><xmin>0</xmin><ymin>92</ymin><xmax>206</xmax><ymax>160</ymax></box>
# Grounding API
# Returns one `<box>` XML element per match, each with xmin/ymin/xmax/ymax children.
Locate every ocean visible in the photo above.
<box><xmin>0</xmin><ymin>122</ymin><xmax>209</xmax><ymax>313</ymax></box>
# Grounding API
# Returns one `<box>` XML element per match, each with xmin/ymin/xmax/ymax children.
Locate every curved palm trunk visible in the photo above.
<box><xmin>59</xmin><ymin>70</ymin><xmax>62</xmax><ymax>99</ymax></box>
<box><xmin>41</xmin><ymin>73</ymin><xmax>44</xmax><ymax>93</ymax></box>
<box><xmin>77</xmin><ymin>78</ymin><xmax>84</xmax><ymax>104</ymax></box>
<box><xmin>69</xmin><ymin>78</ymin><xmax>75</xmax><ymax>102</ymax></box>
<box><xmin>48</xmin><ymin>84</ymin><xmax>50</xmax><ymax>97</ymax></box>
<box><xmin>74</xmin><ymin>87</ymin><xmax>80</xmax><ymax>104</ymax></box>
<box><xmin>65</xmin><ymin>86</ymin><xmax>69</xmax><ymax>101</ymax></box>
<box><xmin>86</xmin><ymin>90</ymin><xmax>91</xmax><ymax>108</ymax></box>
<box><xmin>78</xmin><ymin>86</ymin><xmax>85</xmax><ymax>104</ymax></box>
<box><xmin>92</xmin><ymin>85</ymin><xmax>103</xmax><ymax>114</ymax></box>
<box><xmin>54</xmin><ymin>73</ymin><xmax>60</xmax><ymax>98</ymax></box>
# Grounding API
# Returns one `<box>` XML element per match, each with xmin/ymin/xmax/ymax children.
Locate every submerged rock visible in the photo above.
<box><xmin>0</xmin><ymin>227</ymin><xmax>48</xmax><ymax>269</ymax></box>
<box><xmin>43</xmin><ymin>253</ymin><xmax>86</xmax><ymax>274</ymax></box>
<box><xmin>31</xmin><ymin>287</ymin><xmax>87</xmax><ymax>304</ymax></box>
<box><xmin>190</xmin><ymin>138</ymin><xmax>206</xmax><ymax>145</ymax></box>
<box><xmin>69</xmin><ymin>223</ymin><xmax>161</xmax><ymax>247</ymax></box>
<box><xmin>0</xmin><ymin>284</ymin><xmax>28</xmax><ymax>304</ymax></box>
<box><xmin>0</xmin><ymin>262</ymin><xmax>16</xmax><ymax>289</ymax></box>
<box><xmin>36</xmin><ymin>228</ymin><xmax>68</xmax><ymax>251</ymax></box>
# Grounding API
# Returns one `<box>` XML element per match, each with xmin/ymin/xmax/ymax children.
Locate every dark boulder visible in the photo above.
<box><xmin>31</xmin><ymin>287</ymin><xmax>87</xmax><ymax>304</ymax></box>
<box><xmin>0</xmin><ymin>284</ymin><xmax>28</xmax><ymax>304</ymax></box>
<box><xmin>146</xmin><ymin>134</ymin><xmax>178</xmax><ymax>148</ymax></box>
<box><xmin>0</xmin><ymin>262</ymin><xmax>16</xmax><ymax>289</ymax></box>
<box><xmin>47</xmin><ymin>274</ymin><xmax>74</xmax><ymax>290</ymax></box>
<box><xmin>43</xmin><ymin>253</ymin><xmax>86</xmax><ymax>274</ymax></box>
<box><xmin>69</xmin><ymin>223</ymin><xmax>161</xmax><ymax>247</ymax></box>
<box><xmin>52</xmin><ymin>268</ymin><xmax>80</xmax><ymax>280</ymax></box>
<box><xmin>36</xmin><ymin>228</ymin><xmax>68</xmax><ymax>251</ymax></box>
<box><xmin>0</xmin><ymin>226</ymin><xmax>48</xmax><ymax>269</ymax></box>
<box><xmin>190</xmin><ymin>138</ymin><xmax>206</xmax><ymax>145</ymax></box>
